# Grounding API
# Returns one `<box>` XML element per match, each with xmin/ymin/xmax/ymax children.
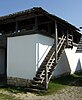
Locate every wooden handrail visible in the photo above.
<box><xmin>48</xmin><ymin>35</ymin><xmax>66</xmax><ymax>84</ymax></box>
<box><xmin>46</xmin><ymin>34</ymin><xmax>73</xmax><ymax>88</ymax></box>
<box><xmin>57</xmin><ymin>36</ymin><xmax>66</xmax><ymax>54</ymax></box>
<box><xmin>57</xmin><ymin>35</ymin><xmax>64</xmax><ymax>48</ymax></box>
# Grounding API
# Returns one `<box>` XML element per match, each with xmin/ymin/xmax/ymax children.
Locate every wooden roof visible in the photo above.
<box><xmin>0</xmin><ymin>7</ymin><xmax>80</xmax><ymax>31</ymax></box>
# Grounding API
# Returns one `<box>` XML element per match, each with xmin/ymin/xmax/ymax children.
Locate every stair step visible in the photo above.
<box><xmin>67</xmin><ymin>45</ymin><xmax>73</xmax><ymax>48</ymax></box>
<box><xmin>42</xmin><ymin>62</ymin><xmax>47</xmax><ymax>65</ymax></box>
<box><xmin>76</xmin><ymin>49</ymin><xmax>82</xmax><ymax>51</ymax></box>
<box><xmin>36</xmin><ymin>73</ymin><xmax>45</xmax><ymax>78</ymax></box>
<box><xmin>32</xmin><ymin>80</ymin><xmax>45</xmax><ymax>85</ymax></box>
<box><xmin>30</xmin><ymin>84</ymin><xmax>45</xmax><ymax>90</ymax></box>
<box><xmin>36</xmin><ymin>70</ymin><xmax>45</xmax><ymax>74</ymax></box>
<box><xmin>44</xmin><ymin>57</ymin><xmax>50</xmax><ymax>61</ymax></box>
<box><xmin>77</xmin><ymin>46</ymin><xmax>82</xmax><ymax>49</ymax></box>
<box><xmin>76</xmin><ymin>36</ymin><xmax>82</xmax><ymax>53</ymax></box>
<box><xmin>47</xmin><ymin>53</ymin><xmax>54</xmax><ymax>56</ymax></box>
<box><xmin>78</xmin><ymin>43</ymin><xmax>82</xmax><ymax>45</ymax></box>
<box><xmin>46</xmin><ymin>63</ymin><xmax>55</xmax><ymax>67</ymax></box>
<box><xmin>79</xmin><ymin>38</ymin><xmax>82</xmax><ymax>40</ymax></box>
<box><xmin>38</xmin><ymin>67</ymin><xmax>45</xmax><ymax>71</ymax></box>
<box><xmin>46</xmin><ymin>54</ymin><xmax>51</xmax><ymax>57</ymax></box>
<box><xmin>33</xmin><ymin>77</ymin><xmax>43</xmax><ymax>81</ymax></box>
<box><xmin>32</xmin><ymin>80</ymin><xmax>42</xmax><ymax>84</ymax></box>
<box><xmin>52</xmin><ymin>63</ymin><xmax>56</xmax><ymax>66</ymax></box>
<box><xmin>49</xmin><ymin>65</ymin><xmax>55</xmax><ymax>68</ymax></box>
<box><xmin>51</xmin><ymin>47</ymin><xmax>55</xmax><ymax>50</ymax></box>
<box><xmin>42</xmin><ymin>61</ymin><xmax>49</xmax><ymax>63</ymax></box>
<box><xmin>36</xmin><ymin>69</ymin><xmax>50</xmax><ymax>76</ymax></box>
<box><xmin>44</xmin><ymin>56</ymin><xmax>54</xmax><ymax>61</ymax></box>
<box><xmin>49</xmin><ymin>49</ymin><xmax>55</xmax><ymax>52</ymax></box>
<box><xmin>76</xmin><ymin>50</ymin><xmax>82</xmax><ymax>53</ymax></box>
<box><xmin>78</xmin><ymin>42</ymin><xmax>82</xmax><ymax>44</ymax></box>
<box><xmin>47</xmin><ymin>62</ymin><xmax>52</xmax><ymax>65</ymax></box>
<box><xmin>77</xmin><ymin>44</ymin><xmax>82</xmax><ymax>46</ymax></box>
<box><xmin>48</xmin><ymin>68</ymin><xmax>54</xmax><ymax>72</ymax></box>
<box><xmin>41</xmin><ymin>64</ymin><xmax>50</xmax><ymax>67</ymax></box>
<box><xmin>27</xmin><ymin>88</ymin><xmax>46</xmax><ymax>93</ymax></box>
<box><xmin>48</xmin><ymin>51</ymin><xmax>54</xmax><ymax>54</ymax></box>
<box><xmin>77</xmin><ymin>45</ymin><xmax>82</xmax><ymax>47</ymax></box>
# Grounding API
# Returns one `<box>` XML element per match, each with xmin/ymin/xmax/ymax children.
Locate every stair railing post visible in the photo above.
<box><xmin>55</xmin><ymin>21</ymin><xmax>58</xmax><ymax>63</ymax></box>
<box><xmin>37</xmin><ymin>43</ymin><xmax>39</xmax><ymax>71</ymax></box>
<box><xmin>66</xmin><ymin>30</ymin><xmax>69</xmax><ymax>47</ymax></box>
<box><xmin>71</xmin><ymin>31</ymin><xmax>73</xmax><ymax>47</ymax></box>
<box><xmin>45</xmin><ymin>65</ymin><xmax>48</xmax><ymax>90</ymax></box>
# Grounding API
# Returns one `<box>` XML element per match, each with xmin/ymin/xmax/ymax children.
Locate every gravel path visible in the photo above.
<box><xmin>0</xmin><ymin>86</ymin><xmax>82</xmax><ymax>100</ymax></box>
<box><xmin>17</xmin><ymin>86</ymin><xmax>82</xmax><ymax>100</ymax></box>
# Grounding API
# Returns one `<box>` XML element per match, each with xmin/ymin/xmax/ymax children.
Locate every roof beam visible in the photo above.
<box><xmin>0</xmin><ymin>13</ymin><xmax>44</xmax><ymax>25</ymax></box>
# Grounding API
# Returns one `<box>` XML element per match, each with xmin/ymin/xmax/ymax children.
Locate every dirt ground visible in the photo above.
<box><xmin>0</xmin><ymin>86</ymin><xmax>82</xmax><ymax>100</ymax></box>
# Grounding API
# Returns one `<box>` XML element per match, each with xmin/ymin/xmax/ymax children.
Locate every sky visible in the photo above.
<box><xmin>0</xmin><ymin>0</ymin><xmax>82</xmax><ymax>29</ymax></box>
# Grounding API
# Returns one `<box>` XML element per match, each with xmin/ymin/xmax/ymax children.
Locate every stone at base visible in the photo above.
<box><xmin>7</xmin><ymin>77</ymin><xmax>32</xmax><ymax>87</ymax></box>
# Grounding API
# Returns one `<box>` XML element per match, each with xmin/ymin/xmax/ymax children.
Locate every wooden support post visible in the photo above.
<box><xmin>55</xmin><ymin>21</ymin><xmax>58</xmax><ymax>63</ymax></box>
<box><xmin>45</xmin><ymin>65</ymin><xmax>48</xmax><ymax>90</ymax></box>
<box><xmin>66</xmin><ymin>30</ymin><xmax>69</xmax><ymax>46</ymax></box>
<box><xmin>71</xmin><ymin>31</ymin><xmax>73</xmax><ymax>46</ymax></box>
<box><xmin>37</xmin><ymin>43</ymin><xmax>39</xmax><ymax>71</ymax></box>
<box><xmin>15</xmin><ymin>21</ymin><xmax>18</xmax><ymax>32</ymax></box>
<box><xmin>35</xmin><ymin>16</ymin><xmax>38</xmax><ymax>31</ymax></box>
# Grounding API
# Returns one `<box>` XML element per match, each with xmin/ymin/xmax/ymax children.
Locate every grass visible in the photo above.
<box><xmin>5</xmin><ymin>87</ymin><xmax>23</xmax><ymax>93</ymax></box>
<box><xmin>0</xmin><ymin>93</ymin><xmax>19</xmax><ymax>100</ymax></box>
<box><xmin>47</xmin><ymin>81</ymin><xmax>65</xmax><ymax>94</ymax></box>
<box><xmin>45</xmin><ymin>71</ymin><xmax>82</xmax><ymax>95</ymax></box>
<box><xmin>0</xmin><ymin>87</ymin><xmax>23</xmax><ymax>100</ymax></box>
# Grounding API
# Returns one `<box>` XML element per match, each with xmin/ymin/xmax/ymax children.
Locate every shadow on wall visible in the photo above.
<box><xmin>51</xmin><ymin>46</ymin><xmax>82</xmax><ymax>87</ymax></box>
<box><xmin>75</xmin><ymin>58</ymin><xmax>81</xmax><ymax>72</ymax></box>
<box><xmin>53</xmin><ymin>50</ymin><xmax>71</xmax><ymax>78</ymax></box>
<box><xmin>51</xmin><ymin>71</ymin><xmax>82</xmax><ymax>87</ymax></box>
<box><xmin>51</xmin><ymin>57</ymin><xmax>82</xmax><ymax>87</ymax></box>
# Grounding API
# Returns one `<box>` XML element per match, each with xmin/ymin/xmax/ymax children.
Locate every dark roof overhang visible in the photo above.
<box><xmin>0</xmin><ymin>7</ymin><xmax>80</xmax><ymax>32</ymax></box>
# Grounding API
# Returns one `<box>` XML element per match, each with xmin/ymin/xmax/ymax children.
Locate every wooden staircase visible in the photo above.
<box><xmin>28</xmin><ymin>34</ymin><xmax>73</xmax><ymax>92</ymax></box>
<box><xmin>76</xmin><ymin>35</ymin><xmax>82</xmax><ymax>53</ymax></box>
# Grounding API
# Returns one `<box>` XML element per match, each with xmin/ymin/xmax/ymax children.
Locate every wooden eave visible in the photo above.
<box><xmin>0</xmin><ymin>7</ymin><xmax>80</xmax><ymax>32</ymax></box>
<box><xmin>0</xmin><ymin>13</ymin><xmax>44</xmax><ymax>25</ymax></box>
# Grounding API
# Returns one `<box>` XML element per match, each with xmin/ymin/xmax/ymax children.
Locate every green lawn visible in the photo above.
<box><xmin>46</xmin><ymin>71</ymin><xmax>82</xmax><ymax>95</ymax></box>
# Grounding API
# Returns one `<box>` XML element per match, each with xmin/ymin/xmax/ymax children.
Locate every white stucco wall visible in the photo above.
<box><xmin>53</xmin><ymin>50</ymin><xmax>71</xmax><ymax>77</ymax></box>
<box><xmin>7</xmin><ymin>34</ymin><xmax>54</xmax><ymax>79</ymax></box>
<box><xmin>65</xmin><ymin>47</ymin><xmax>82</xmax><ymax>74</ymax></box>
<box><xmin>8</xmin><ymin>33</ymin><xmax>82</xmax><ymax>79</ymax></box>
<box><xmin>7</xmin><ymin>35</ymin><xmax>36</xmax><ymax>79</ymax></box>
<box><xmin>53</xmin><ymin>46</ymin><xmax>82</xmax><ymax>77</ymax></box>
<box><xmin>36</xmin><ymin>35</ymin><xmax>54</xmax><ymax>71</ymax></box>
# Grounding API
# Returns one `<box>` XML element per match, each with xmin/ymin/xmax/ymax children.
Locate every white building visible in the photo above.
<box><xmin>0</xmin><ymin>7</ymin><xmax>81</xmax><ymax>89</ymax></box>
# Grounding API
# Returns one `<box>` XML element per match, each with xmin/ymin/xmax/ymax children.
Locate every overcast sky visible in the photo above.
<box><xmin>0</xmin><ymin>0</ymin><xmax>82</xmax><ymax>29</ymax></box>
